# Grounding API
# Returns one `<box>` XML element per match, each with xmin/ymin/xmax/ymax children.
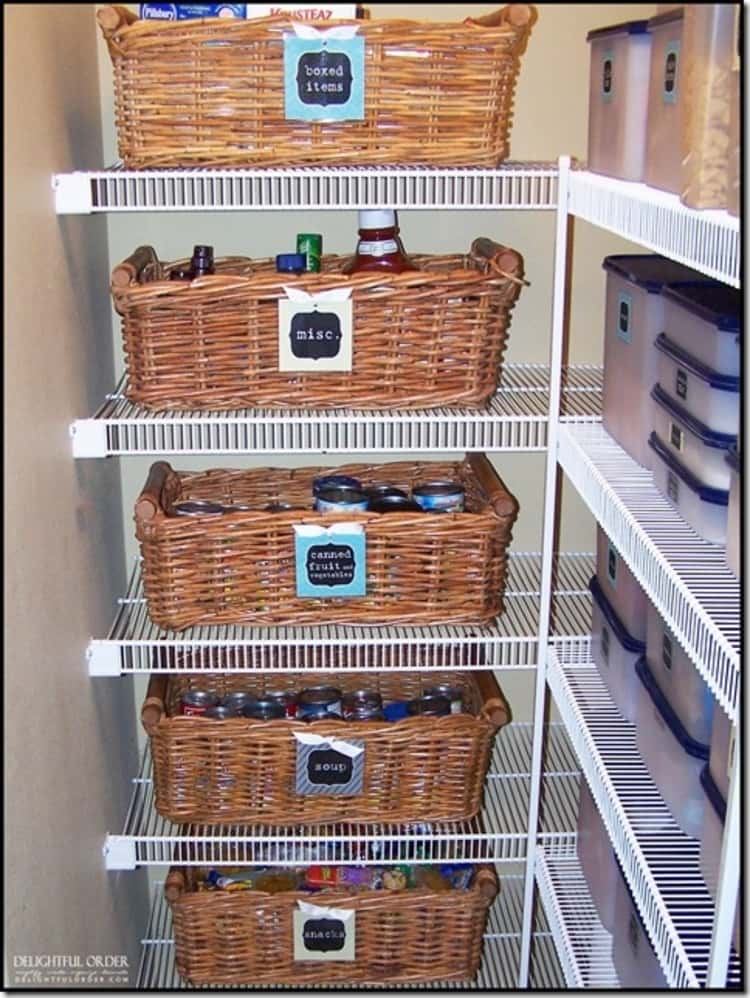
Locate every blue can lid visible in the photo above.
<box><xmin>276</xmin><ymin>253</ymin><xmax>306</xmax><ymax>272</ymax></box>
<box><xmin>655</xmin><ymin>333</ymin><xmax>741</xmax><ymax>393</ymax></box>
<box><xmin>726</xmin><ymin>444</ymin><xmax>740</xmax><ymax>474</ymax></box>
<box><xmin>586</xmin><ymin>19</ymin><xmax>649</xmax><ymax>41</ymax></box>
<box><xmin>661</xmin><ymin>282</ymin><xmax>742</xmax><ymax>333</ymax></box>
<box><xmin>602</xmin><ymin>254</ymin><xmax>706</xmax><ymax>293</ymax></box>
<box><xmin>651</xmin><ymin>384</ymin><xmax>738</xmax><ymax>451</ymax></box>
<box><xmin>588</xmin><ymin>575</ymin><xmax>646</xmax><ymax>653</ymax></box>
<box><xmin>700</xmin><ymin>763</ymin><xmax>727</xmax><ymax>824</ymax></box>
<box><xmin>635</xmin><ymin>656</ymin><xmax>710</xmax><ymax>760</ymax></box>
<box><xmin>648</xmin><ymin>433</ymin><xmax>730</xmax><ymax>506</ymax></box>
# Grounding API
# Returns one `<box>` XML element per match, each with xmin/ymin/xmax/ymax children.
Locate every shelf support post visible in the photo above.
<box><xmin>707</xmin><ymin>716</ymin><xmax>741</xmax><ymax>985</ymax></box>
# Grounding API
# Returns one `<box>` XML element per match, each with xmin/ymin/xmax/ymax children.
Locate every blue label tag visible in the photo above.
<box><xmin>616</xmin><ymin>292</ymin><xmax>632</xmax><ymax>344</ymax></box>
<box><xmin>284</xmin><ymin>34</ymin><xmax>364</xmax><ymax>121</ymax></box>
<box><xmin>295</xmin><ymin>524</ymin><xmax>366</xmax><ymax>597</ymax></box>
<box><xmin>662</xmin><ymin>41</ymin><xmax>680</xmax><ymax>103</ymax></box>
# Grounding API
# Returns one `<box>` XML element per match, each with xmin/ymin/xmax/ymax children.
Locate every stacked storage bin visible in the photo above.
<box><xmin>611</xmin><ymin>860</ymin><xmax>668</xmax><ymax>988</ymax></box>
<box><xmin>576</xmin><ymin>780</ymin><xmax>618</xmax><ymax>933</ymax></box>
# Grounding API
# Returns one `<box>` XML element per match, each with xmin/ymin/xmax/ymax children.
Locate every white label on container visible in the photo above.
<box><xmin>676</xmin><ymin>368</ymin><xmax>688</xmax><ymax>401</ymax></box>
<box><xmin>293</xmin><ymin>902</ymin><xmax>356</xmax><ymax>961</ymax></box>
<box><xmin>278</xmin><ymin>289</ymin><xmax>353</xmax><ymax>373</ymax></box>
<box><xmin>616</xmin><ymin>292</ymin><xmax>632</xmax><ymax>344</ymax></box>
<box><xmin>662</xmin><ymin>633</ymin><xmax>673</xmax><ymax>671</ymax></box>
<box><xmin>601</xmin><ymin>50</ymin><xmax>614</xmax><ymax>102</ymax></box>
<box><xmin>662</xmin><ymin>41</ymin><xmax>680</xmax><ymax>103</ymax></box>
<box><xmin>601</xmin><ymin>625</ymin><xmax>610</xmax><ymax>664</ymax></box>
<box><xmin>669</xmin><ymin>421</ymin><xmax>683</xmax><ymax>452</ymax></box>
<box><xmin>607</xmin><ymin>541</ymin><xmax>618</xmax><ymax>588</ymax></box>
<box><xmin>667</xmin><ymin>471</ymin><xmax>680</xmax><ymax>504</ymax></box>
<box><xmin>355</xmin><ymin>239</ymin><xmax>399</xmax><ymax>256</ymax></box>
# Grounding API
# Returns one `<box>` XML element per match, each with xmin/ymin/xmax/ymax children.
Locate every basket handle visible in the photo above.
<box><xmin>474</xmin><ymin>671</ymin><xmax>511</xmax><ymax>731</ymax></box>
<box><xmin>164</xmin><ymin>868</ymin><xmax>187</xmax><ymax>904</ymax></box>
<box><xmin>470</xmin><ymin>239</ymin><xmax>528</xmax><ymax>287</ymax></box>
<box><xmin>474</xmin><ymin>864</ymin><xmax>500</xmax><ymax>902</ymax></box>
<box><xmin>141</xmin><ymin>675</ymin><xmax>169</xmax><ymax>733</ymax></box>
<box><xmin>465</xmin><ymin>5</ymin><xmax>534</xmax><ymax>29</ymax></box>
<box><xmin>97</xmin><ymin>5</ymin><xmax>138</xmax><ymax>37</ymax></box>
<box><xmin>111</xmin><ymin>246</ymin><xmax>160</xmax><ymax>289</ymax></box>
<box><xmin>466</xmin><ymin>453</ymin><xmax>519</xmax><ymax>519</ymax></box>
<box><xmin>135</xmin><ymin>461</ymin><xmax>173</xmax><ymax>523</ymax></box>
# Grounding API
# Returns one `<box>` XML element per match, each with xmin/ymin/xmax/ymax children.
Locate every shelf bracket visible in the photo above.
<box><xmin>104</xmin><ymin>835</ymin><xmax>137</xmax><ymax>871</ymax></box>
<box><xmin>52</xmin><ymin>172</ymin><xmax>93</xmax><ymax>215</ymax></box>
<box><xmin>87</xmin><ymin>641</ymin><xmax>122</xmax><ymax>677</ymax></box>
<box><xmin>70</xmin><ymin>419</ymin><xmax>108</xmax><ymax>459</ymax></box>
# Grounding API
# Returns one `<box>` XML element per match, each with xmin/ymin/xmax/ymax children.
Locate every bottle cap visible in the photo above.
<box><xmin>276</xmin><ymin>253</ymin><xmax>307</xmax><ymax>272</ymax></box>
<box><xmin>358</xmin><ymin>209</ymin><xmax>397</xmax><ymax>229</ymax></box>
<box><xmin>192</xmin><ymin>244</ymin><xmax>214</xmax><ymax>259</ymax></box>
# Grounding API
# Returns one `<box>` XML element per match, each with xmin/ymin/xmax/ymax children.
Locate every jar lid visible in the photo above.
<box><xmin>276</xmin><ymin>253</ymin><xmax>306</xmax><ymax>272</ymax></box>
<box><xmin>359</xmin><ymin>209</ymin><xmax>396</xmax><ymax>229</ymax></box>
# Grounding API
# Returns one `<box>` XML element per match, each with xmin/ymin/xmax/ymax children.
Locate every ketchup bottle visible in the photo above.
<box><xmin>342</xmin><ymin>209</ymin><xmax>417</xmax><ymax>275</ymax></box>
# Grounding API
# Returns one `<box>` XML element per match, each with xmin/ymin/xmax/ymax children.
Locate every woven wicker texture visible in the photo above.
<box><xmin>166</xmin><ymin>865</ymin><xmax>498</xmax><ymax>985</ymax></box>
<box><xmin>111</xmin><ymin>241</ymin><xmax>525</xmax><ymax>411</ymax></box>
<box><xmin>142</xmin><ymin>669</ymin><xmax>510</xmax><ymax>825</ymax></box>
<box><xmin>98</xmin><ymin>5</ymin><xmax>534</xmax><ymax>168</ymax></box>
<box><xmin>135</xmin><ymin>456</ymin><xmax>519</xmax><ymax>630</ymax></box>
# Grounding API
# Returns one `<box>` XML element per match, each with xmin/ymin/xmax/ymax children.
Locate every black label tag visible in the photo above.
<box><xmin>667</xmin><ymin>471</ymin><xmax>679</xmax><ymax>503</ymax></box>
<box><xmin>603</xmin><ymin>58</ymin><xmax>613</xmax><ymax>95</ymax></box>
<box><xmin>601</xmin><ymin>625</ymin><xmax>610</xmax><ymax>664</ymax></box>
<box><xmin>308</xmin><ymin>747</ymin><xmax>353</xmax><ymax>785</ymax></box>
<box><xmin>664</xmin><ymin>51</ymin><xmax>677</xmax><ymax>94</ymax></box>
<box><xmin>290</xmin><ymin>310</ymin><xmax>342</xmax><ymax>360</ymax></box>
<box><xmin>662</xmin><ymin>634</ymin><xmax>673</xmax><ymax>670</ymax></box>
<box><xmin>670</xmin><ymin>422</ymin><xmax>683</xmax><ymax>450</ymax></box>
<box><xmin>676</xmin><ymin>369</ymin><xmax>688</xmax><ymax>400</ymax></box>
<box><xmin>302</xmin><ymin>918</ymin><xmax>347</xmax><ymax>952</ymax></box>
<box><xmin>297</xmin><ymin>50</ymin><xmax>353</xmax><ymax>107</ymax></box>
<box><xmin>306</xmin><ymin>542</ymin><xmax>356</xmax><ymax>588</ymax></box>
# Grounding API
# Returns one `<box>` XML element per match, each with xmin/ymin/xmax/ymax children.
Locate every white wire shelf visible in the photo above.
<box><xmin>70</xmin><ymin>364</ymin><xmax>602</xmax><ymax>458</ymax></box>
<box><xmin>558</xmin><ymin>422</ymin><xmax>740</xmax><ymax>723</ymax></box>
<box><xmin>547</xmin><ymin>644</ymin><xmax>743</xmax><ymax>989</ymax></box>
<box><xmin>569</xmin><ymin>169</ymin><xmax>740</xmax><ymax>288</ymax></box>
<box><xmin>137</xmin><ymin>873</ymin><xmax>563</xmax><ymax>989</ymax></box>
<box><xmin>88</xmin><ymin>552</ymin><xmax>594</xmax><ymax>676</ymax></box>
<box><xmin>535</xmin><ymin>844</ymin><xmax>619</xmax><ymax>989</ymax></box>
<box><xmin>52</xmin><ymin>162</ymin><xmax>559</xmax><ymax>215</ymax></box>
<box><xmin>105</xmin><ymin>722</ymin><xmax>579</xmax><ymax>871</ymax></box>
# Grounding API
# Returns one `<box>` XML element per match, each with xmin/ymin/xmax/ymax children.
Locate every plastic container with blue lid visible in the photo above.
<box><xmin>699</xmin><ymin>764</ymin><xmax>741</xmax><ymax>954</ymax></box>
<box><xmin>661</xmin><ymin>282</ymin><xmax>741</xmax><ymax>378</ymax></box>
<box><xmin>655</xmin><ymin>333</ymin><xmax>740</xmax><ymax>437</ymax></box>
<box><xmin>601</xmin><ymin>254</ymin><xmax>709</xmax><ymax>468</ymax></box>
<box><xmin>646</xmin><ymin>602</ymin><xmax>715</xmax><ymax>747</ymax></box>
<box><xmin>725</xmin><ymin>444</ymin><xmax>740</xmax><ymax>577</ymax></box>
<box><xmin>651</xmin><ymin>383</ymin><xmax>737</xmax><ymax>490</ymax></box>
<box><xmin>595</xmin><ymin>525</ymin><xmax>648</xmax><ymax>642</ymax></box>
<box><xmin>643</xmin><ymin>9</ymin><xmax>685</xmax><ymax>195</ymax></box>
<box><xmin>648</xmin><ymin>432</ymin><xmax>729</xmax><ymax>544</ymax></box>
<box><xmin>635</xmin><ymin>655</ymin><xmax>709</xmax><ymax>838</ymax></box>
<box><xmin>610</xmin><ymin>853</ymin><xmax>668</xmax><ymax>988</ymax></box>
<box><xmin>589</xmin><ymin>575</ymin><xmax>645</xmax><ymax>723</ymax></box>
<box><xmin>586</xmin><ymin>20</ymin><xmax>651</xmax><ymax>182</ymax></box>
<box><xmin>576</xmin><ymin>780</ymin><xmax>618</xmax><ymax>933</ymax></box>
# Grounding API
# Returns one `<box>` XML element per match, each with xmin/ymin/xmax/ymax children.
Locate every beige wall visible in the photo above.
<box><xmin>4</xmin><ymin>4</ymin><xmax>148</xmax><ymax>986</ymax></box>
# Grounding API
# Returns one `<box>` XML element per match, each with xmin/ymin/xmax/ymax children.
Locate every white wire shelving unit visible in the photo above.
<box><xmin>137</xmin><ymin>874</ymin><xmax>564</xmax><ymax>989</ymax></box>
<box><xmin>88</xmin><ymin>552</ymin><xmax>593</xmax><ymax>676</ymax></box>
<box><xmin>70</xmin><ymin>365</ymin><xmax>602</xmax><ymax>458</ymax></box>
<box><xmin>546</xmin><ymin>643</ymin><xmax>742</xmax><ymax>989</ymax></box>
<box><xmin>534</xmin><ymin>844</ymin><xmax>619</xmax><ymax>989</ymax></box>
<box><xmin>105</xmin><ymin>722</ymin><xmax>580</xmax><ymax>870</ymax></box>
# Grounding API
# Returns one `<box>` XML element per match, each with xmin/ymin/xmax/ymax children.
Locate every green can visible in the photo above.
<box><xmin>296</xmin><ymin>233</ymin><xmax>322</xmax><ymax>273</ymax></box>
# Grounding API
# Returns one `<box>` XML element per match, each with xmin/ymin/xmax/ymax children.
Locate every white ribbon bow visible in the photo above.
<box><xmin>291</xmin><ymin>23</ymin><xmax>360</xmax><ymax>41</ymax></box>
<box><xmin>297</xmin><ymin>899</ymin><xmax>356</xmax><ymax>920</ymax></box>
<box><xmin>293</xmin><ymin>731</ymin><xmax>364</xmax><ymax>758</ymax></box>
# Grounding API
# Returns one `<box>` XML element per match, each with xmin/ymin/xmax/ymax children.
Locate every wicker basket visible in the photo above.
<box><xmin>142</xmin><ymin>669</ymin><xmax>510</xmax><ymax>825</ymax></box>
<box><xmin>165</xmin><ymin>864</ymin><xmax>498</xmax><ymax>985</ymax></box>
<box><xmin>111</xmin><ymin>241</ymin><xmax>525</xmax><ymax>411</ymax></box>
<box><xmin>135</xmin><ymin>455</ymin><xmax>519</xmax><ymax>630</ymax></box>
<box><xmin>97</xmin><ymin>5</ymin><xmax>535</xmax><ymax>169</ymax></box>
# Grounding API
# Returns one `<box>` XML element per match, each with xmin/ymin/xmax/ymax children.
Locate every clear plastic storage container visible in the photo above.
<box><xmin>589</xmin><ymin>575</ymin><xmax>645</xmax><ymax>723</ymax></box>
<box><xmin>611</xmin><ymin>860</ymin><xmax>668</xmax><ymax>988</ymax></box>
<box><xmin>646</xmin><ymin>603</ymin><xmax>715</xmax><ymax>746</ymax></box>
<box><xmin>661</xmin><ymin>283</ymin><xmax>742</xmax><ymax>378</ymax></box>
<box><xmin>635</xmin><ymin>656</ymin><xmax>709</xmax><ymax>839</ymax></box>
<box><xmin>699</xmin><ymin>765</ymin><xmax>741</xmax><ymax>953</ymax></box>
<box><xmin>680</xmin><ymin>4</ymin><xmax>738</xmax><ymax>210</ymax></box>
<box><xmin>595</xmin><ymin>525</ymin><xmax>648</xmax><ymax>642</ymax></box>
<box><xmin>644</xmin><ymin>9</ymin><xmax>685</xmax><ymax>194</ymax></box>
<box><xmin>586</xmin><ymin>20</ymin><xmax>651</xmax><ymax>181</ymax></box>
<box><xmin>651</xmin><ymin>384</ymin><xmax>737</xmax><ymax>490</ymax></box>
<box><xmin>602</xmin><ymin>255</ymin><xmax>709</xmax><ymax>468</ymax></box>
<box><xmin>655</xmin><ymin>333</ymin><xmax>741</xmax><ymax>437</ymax></box>
<box><xmin>648</xmin><ymin>432</ymin><xmax>729</xmax><ymax>544</ymax></box>
<box><xmin>577</xmin><ymin>780</ymin><xmax>618</xmax><ymax>932</ymax></box>
<box><xmin>725</xmin><ymin>445</ymin><xmax>740</xmax><ymax>578</ymax></box>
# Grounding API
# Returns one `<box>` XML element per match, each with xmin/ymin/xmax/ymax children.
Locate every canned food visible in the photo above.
<box><xmin>312</xmin><ymin>474</ymin><xmax>363</xmax><ymax>496</ymax></box>
<box><xmin>347</xmin><ymin>704</ymin><xmax>386</xmax><ymax>722</ymax></box>
<box><xmin>342</xmin><ymin>690</ymin><xmax>383</xmax><ymax>719</ymax></box>
<box><xmin>406</xmin><ymin>694</ymin><xmax>452</xmax><ymax>717</ymax></box>
<box><xmin>298</xmin><ymin>686</ymin><xmax>343</xmax><ymax>718</ymax></box>
<box><xmin>180</xmin><ymin>690</ymin><xmax>220</xmax><ymax>716</ymax></box>
<box><xmin>242</xmin><ymin>698</ymin><xmax>286</xmax><ymax>721</ymax></box>
<box><xmin>171</xmin><ymin>500</ymin><xmax>226</xmax><ymax>517</ymax></box>
<box><xmin>314</xmin><ymin>487</ymin><xmax>369</xmax><ymax>514</ymax></box>
<box><xmin>303</xmin><ymin>708</ymin><xmax>344</xmax><ymax>723</ymax></box>
<box><xmin>365</xmin><ymin>485</ymin><xmax>408</xmax><ymax>500</ymax></box>
<box><xmin>370</xmin><ymin>495</ymin><xmax>423</xmax><ymax>513</ymax></box>
<box><xmin>297</xmin><ymin>233</ymin><xmax>322</xmax><ymax>273</ymax></box>
<box><xmin>221</xmin><ymin>692</ymin><xmax>258</xmax><ymax>715</ymax></box>
<box><xmin>204</xmin><ymin>705</ymin><xmax>233</xmax><ymax>720</ymax></box>
<box><xmin>412</xmin><ymin>482</ymin><xmax>465</xmax><ymax>513</ymax></box>
<box><xmin>423</xmin><ymin>684</ymin><xmax>464</xmax><ymax>714</ymax></box>
<box><xmin>265</xmin><ymin>690</ymin><xmax>299</xmax><ymax>718</ymax></box>
<box><xmin>264</xmin><ymin>502</ymin><xmax>307</xmax><ymax>513</ymax></box>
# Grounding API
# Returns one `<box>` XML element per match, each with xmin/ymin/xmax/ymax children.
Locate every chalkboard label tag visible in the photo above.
<box><xmin>294</xmin><ymin>524</ymin><xmax>366</xmax><ymax>597</ymax></box>
<box><xmin>278</xmin><ymin>293</ymin><xmax>352</xmax><ymax>373</ymax></box>
<box><xmin>293</xmin><ymin>903</ymin><xmax>356</xmax><ymax>961</ymax></box>
<box><xmin>294</xmin><ymin>734</ymin><xmax>365</xmax><ymax>796</ymax></box>
<box><xmin>284</xmin><ymin>31</ymin><xmax>364</xmax><ymax>121</ymax></box>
